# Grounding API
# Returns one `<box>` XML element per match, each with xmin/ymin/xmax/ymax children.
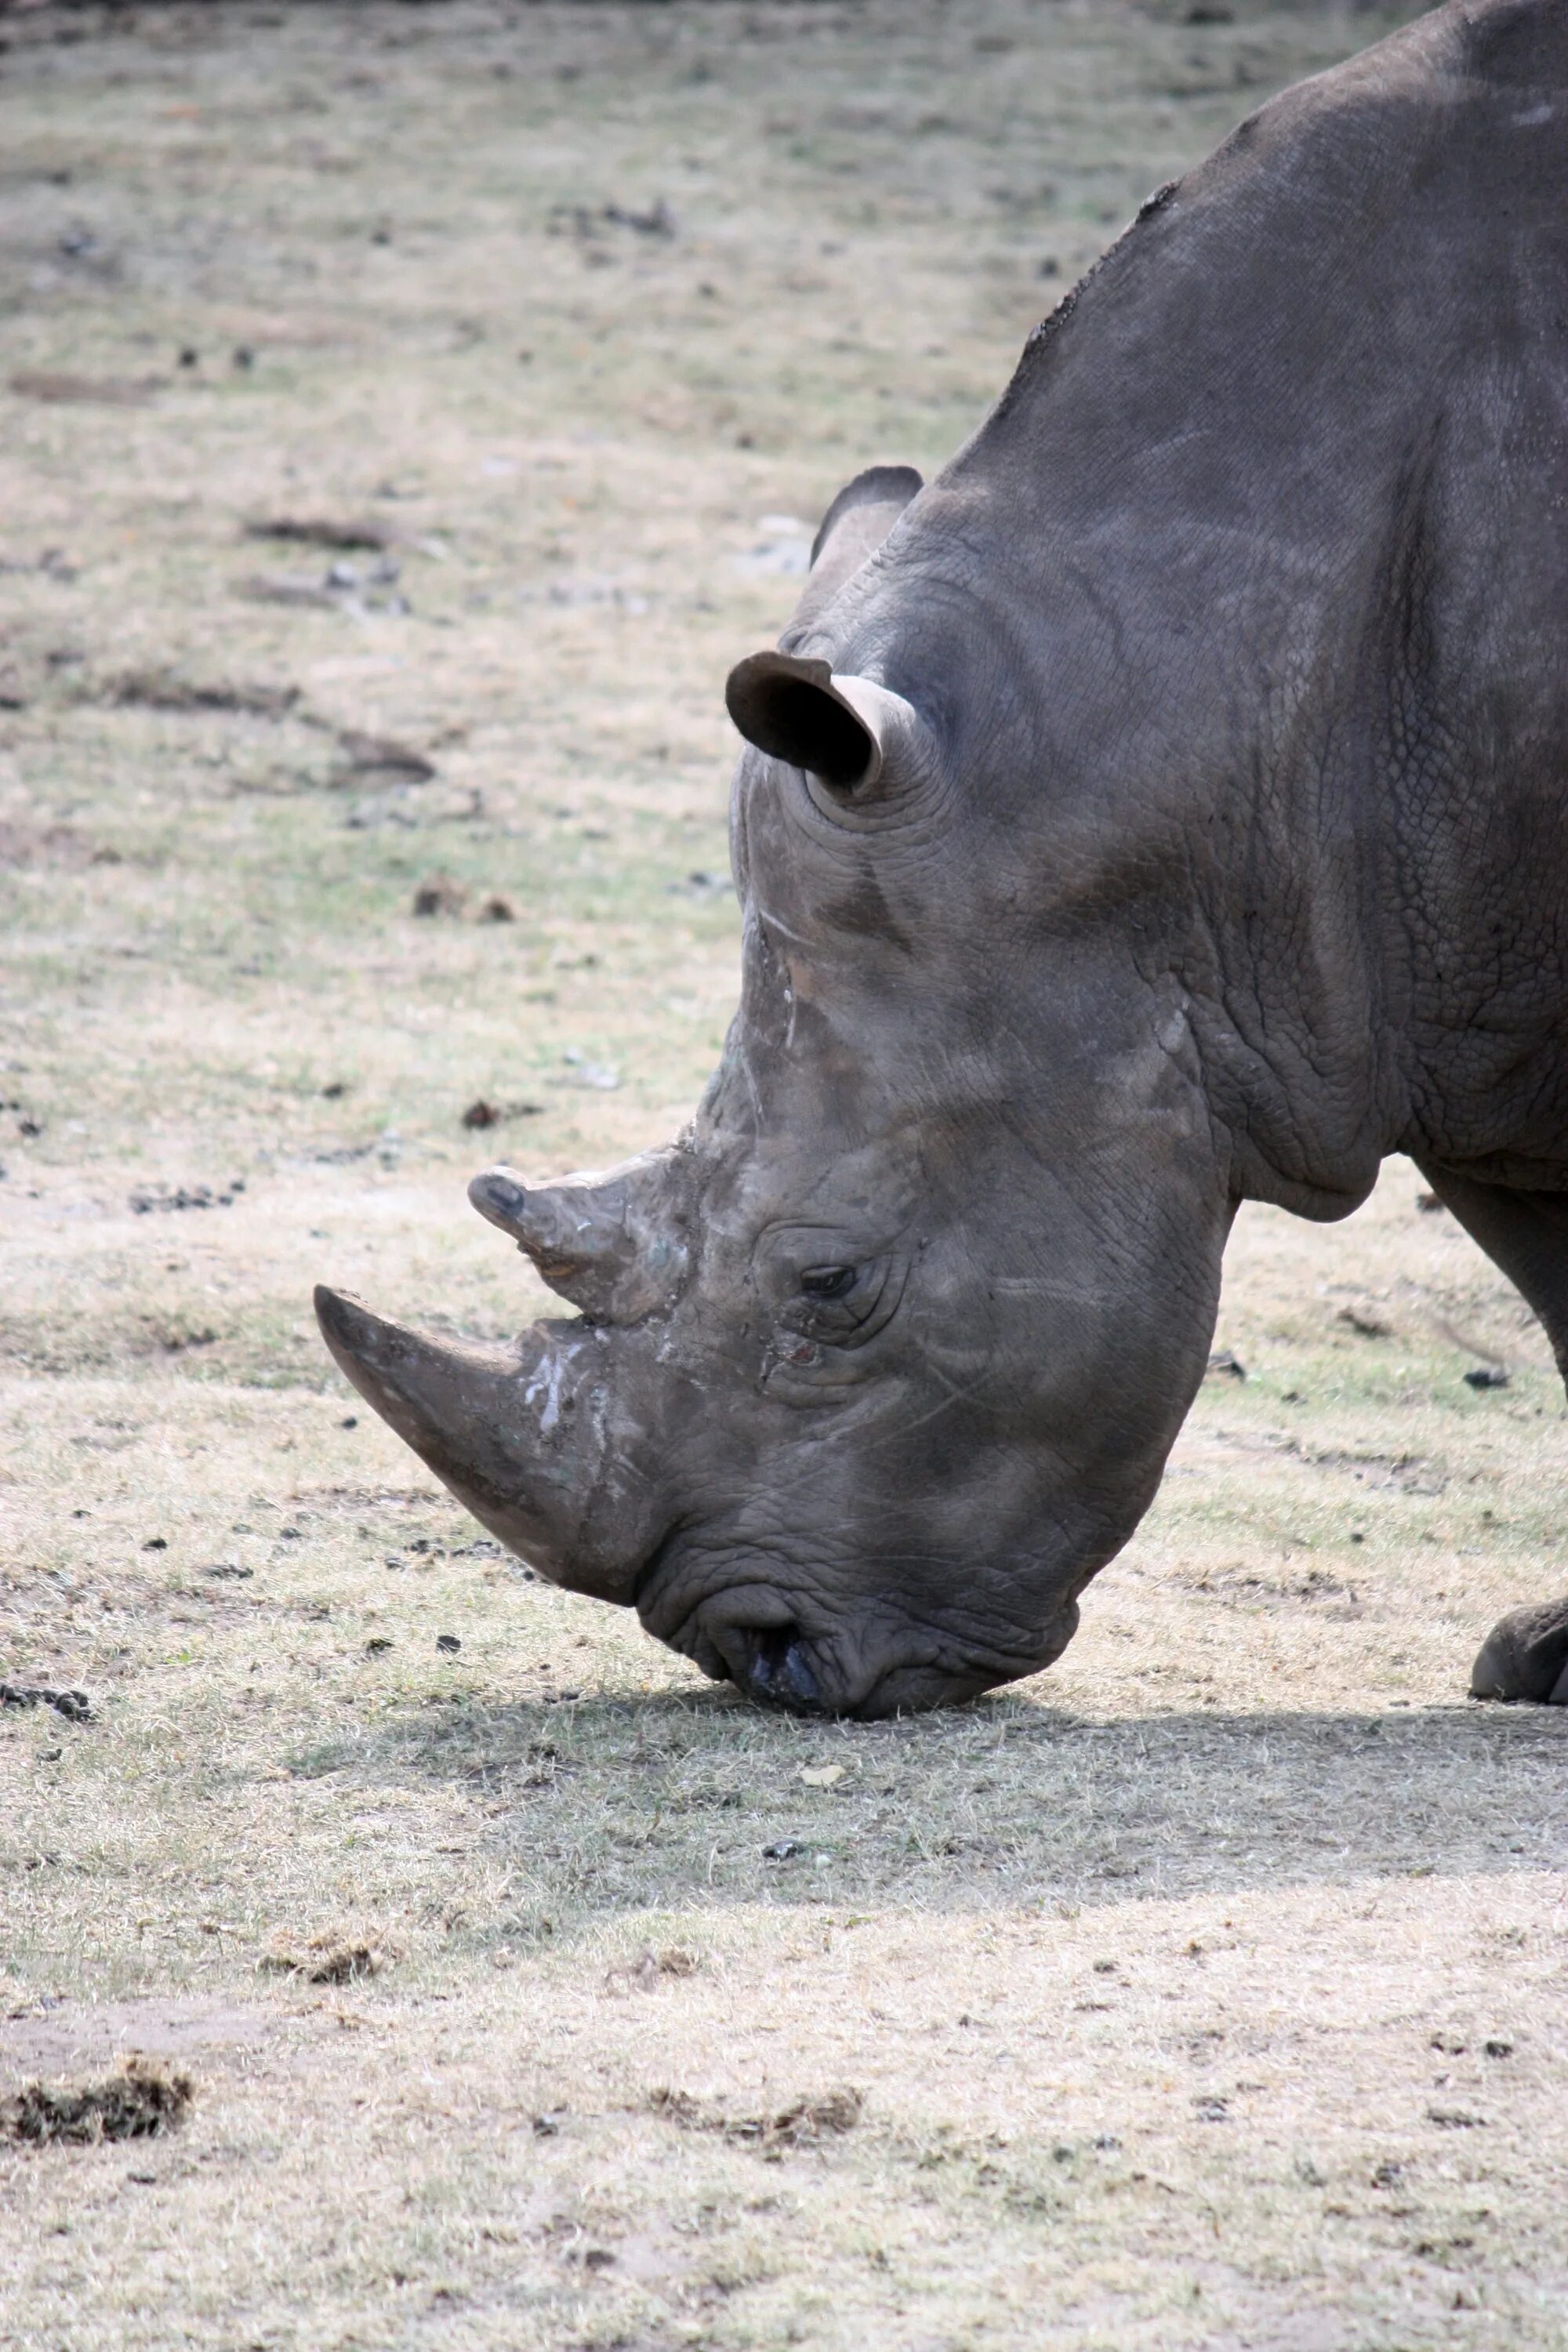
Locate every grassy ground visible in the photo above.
<box><xmin>2</xmin><ymin>3</ymin><xmax>1566</xmax><ymax>2347</ymax></box>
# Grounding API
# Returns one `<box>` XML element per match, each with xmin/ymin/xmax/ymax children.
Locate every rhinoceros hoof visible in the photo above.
<box><xmin>1470</xmin><ymin>1598</ymin><xmax>1568</xmax><ymax>1704</ymax></box>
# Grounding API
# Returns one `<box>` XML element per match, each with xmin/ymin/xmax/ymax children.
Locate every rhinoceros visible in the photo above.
<box><xmin>317</xmin><ymin>0</ymin><xmax>1568</xmax><ymax>1718</ymax></box>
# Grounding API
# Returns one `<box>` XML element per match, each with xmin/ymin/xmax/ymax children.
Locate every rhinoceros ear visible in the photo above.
<box><xmin>782</xmin><ymin>463</ymin><xmax>923</xmax><ymax>644</ymax></box>
<box><xmin>726</xmin><ymin>651</ymin><xmax>919</xmax><ymax>795</ymax></box>
<box><xmin>808</xmin><ymin>463</ymin><xmax>923</xmax><ymax>578</ymax></box>
<box><xmin>726</xmin><ymin>652</ymin><xmax>868</xmax><ymax>789</ymax></box>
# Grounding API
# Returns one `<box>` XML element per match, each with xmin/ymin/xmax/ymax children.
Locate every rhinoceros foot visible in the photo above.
<box><xmin>1470</xmin><ymin>1598</ymin><xmax>1568</xmax><ymax>1705</ymax></box>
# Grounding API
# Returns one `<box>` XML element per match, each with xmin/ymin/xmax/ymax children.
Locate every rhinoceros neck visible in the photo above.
<box><xmin>834</xmin><ymin>0</ymin><xmax>1568</xmax><ymax>1213</ymax></box>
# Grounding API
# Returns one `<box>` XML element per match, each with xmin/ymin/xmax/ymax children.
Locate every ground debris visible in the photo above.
<box><xmin>412</xmin><ymin>873</ymin><xmax>466</xmax><ymax>916</ymax></box>
<box><xmin>604</xmin><ymin>198</ymin><xmax>677</xmax><ymax>237</ymax></box>
<box><xmin>10</xmin><ymin>371</ymin><xmax>162</xmax><ymax>407</ymax></box>
<box><xmin>1206</xmin><ymin>1348</ymin><xmax>1247</xmax><ymax>1381</ymax></box>
<box><xmin>2</xmin><ymin>2056</ymin><xmax>191</xmax><ymax>2147</ymax></box>
<box><xmin>234</xmin><ymin>572</ymin><xmax>341</xmax><ymax>611</ymax></box>
<box><xmin>0</xmin><ymin>1682</ymin><xmax>91</xmax><ymax>1722</ymax></box>
<box><xmin>606</xmin><ymin>1945</ymin><xmax>700</xmax><ymax>1994</ymax></box>
<box><xmin>550</xmin><ymin>198</ymin><xmax>677</xmax><ymax>242</ymax></box>
<box><xmin>244</xmin><ymin>516</ymin><xmax>396</xmax><ymax>553</ymax></box>
<box><xmin>0</xmin><ymin>820</ymin><xmax>112</xmax><ymax>870</ymax></box>
<box><xmin>648</xmin><ymin>2084</ymin><xmax>862</xmax><ymax>2148</ymax></box>
<box><xmin>129</xmin><ymin>1183</ymin><xmax>243</xmax><ymax>1214</ymax></box>
<box><xmin>259</xmin><ymin>1933</ymin><xmax>394</xmax><ymax>1986</ymax></box>
<box><xmin>103</xmin><ymin>669</ymin><xmax>300</xmax><ymax>719</ymax></box>
<box><xmin>461</xmin><ymin>1097</ymin><xmax>543</xmax><ymax>1130</ymax></box>
<box><xmin>332</xmin><ymin>729</ymin><xmax>436</xmax><ymax>783</ymax></box>
<box><xmin>1338</xmin><ymin>1306</ymin><xmax>1393</xmax><ymax>1338</ymax></box>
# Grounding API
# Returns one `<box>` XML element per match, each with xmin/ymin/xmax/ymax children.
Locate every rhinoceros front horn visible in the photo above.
<box><xmin>313</xmin><ymin>1284</ymin><xmax>662</xmax><ymax>1602</ymax></box>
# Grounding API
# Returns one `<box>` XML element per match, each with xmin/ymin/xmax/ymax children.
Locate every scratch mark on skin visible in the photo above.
<box><xmin>858</xmin><ymin>1358</ymin><xmax>991</xmax><ymax>1453</ymax></box>
<box><xmin>752</xmin><ymin>903</ymin><xmax>818</xmax><ymax>953</ymax></box>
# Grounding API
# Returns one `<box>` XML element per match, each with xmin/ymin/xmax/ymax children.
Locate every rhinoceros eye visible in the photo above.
<box><xmin>800</xmin><ymin>1265</ymin><xmax>856</xmax><ymax>1301</ymax></box>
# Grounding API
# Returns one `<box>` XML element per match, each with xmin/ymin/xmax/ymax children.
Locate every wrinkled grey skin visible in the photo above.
<box><xmin>318</xmin><ymin>0</ymin><xmax>1568</xmax><ymax>1717</ymax></box>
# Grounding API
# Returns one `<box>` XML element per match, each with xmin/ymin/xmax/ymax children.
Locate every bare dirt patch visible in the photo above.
<box><xmin>0</xmin><ymin>1997</ymin><xmax>278</xmax><ymax>2083</ymax></box>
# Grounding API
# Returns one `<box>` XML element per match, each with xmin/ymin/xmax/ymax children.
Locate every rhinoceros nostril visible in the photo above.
<box><xmin>746</xmin><ymin>1626</ymin><xmax>821</xmax><ymax>1710</ymax></box>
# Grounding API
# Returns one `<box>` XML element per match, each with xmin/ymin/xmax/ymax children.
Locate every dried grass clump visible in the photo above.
<box><xmin>606</xmin><ymin>1945</ymin><xmax>701</xmax><ymax>1994</ymax></box>
<box><xmin>259</xmin><ymin>1934</ymin><xmax>394</xmax><ymax>1987</ymax></box>
<box><xmin>3</xmin><ymin>2058</ymin><xmax>193</xmax><ymax>2148</ymax></box>
<box><xmin>648</xmin><ymin>2085</ymin><xmax>863</xmax><ymax>2148</ymax></box>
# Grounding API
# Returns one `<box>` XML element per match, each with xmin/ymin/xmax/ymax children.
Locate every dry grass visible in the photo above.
<box><xmin>2</xmin><ymin>2</ymin><xmax>1565</xmax><ymax>2346</ymax></box>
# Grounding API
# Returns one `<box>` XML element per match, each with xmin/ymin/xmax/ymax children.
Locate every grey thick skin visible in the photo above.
<box><xmin>318</xmin><ymin>0</ymin><xmax>1568</xmax><ymax>1718</ymax></box>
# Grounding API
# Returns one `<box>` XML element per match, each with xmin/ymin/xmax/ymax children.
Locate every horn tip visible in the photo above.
<box><xmin>314</xmin><ymin>1279</ymin><xmax>358</xmax><ymax>1330</ymax></box>
<box><xmin>468</xmin><ymin>1166</ymin><xmax>528</xmax><ymax>1236</ymax></box>
<box><xmin>314</xmin><ymin>1283</ymin><xmax>382</xmax><ymax>1360</ymax></box>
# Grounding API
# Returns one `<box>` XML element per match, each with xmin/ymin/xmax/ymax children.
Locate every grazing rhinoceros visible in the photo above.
<box><xmin>318</xmin><ymin>0</ymin><xmax>1568</xmax><ymax>1717</ymax></box>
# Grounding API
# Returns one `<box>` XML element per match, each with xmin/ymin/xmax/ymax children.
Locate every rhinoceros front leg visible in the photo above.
<box><xmin>1413</xmin><ymin>1159</ymin><xmax>1568</xmax><ymax>1705</ymax></box>
<box><xmin>1470</xmin><ymin>1599</ymin><xmax>1568</xmax><ymax>1704</ymax></box>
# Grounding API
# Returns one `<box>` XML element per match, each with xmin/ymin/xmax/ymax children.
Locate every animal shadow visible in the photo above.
<box><xmin>325</xmin><ymin>1687</ymin><xmax>1567</xmax><ymax>1921</ymax></box>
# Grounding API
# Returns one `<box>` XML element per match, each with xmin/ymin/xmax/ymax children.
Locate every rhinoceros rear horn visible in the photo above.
<box><xmin>467</xmin><ymin>1149</ymin><xmax>691</xmax><ymax>1326</ymax></box>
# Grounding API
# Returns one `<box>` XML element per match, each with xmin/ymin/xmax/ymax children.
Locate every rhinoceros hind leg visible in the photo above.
<box><xmin>1471</xmin><ymin>1598</ymin><xmax>1568</xmax><ymax>1704</ymax></box>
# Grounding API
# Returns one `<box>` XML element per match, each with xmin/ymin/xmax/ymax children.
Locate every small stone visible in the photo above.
<box><xmin>436</xmin><ymin>1634</ymin><xmax>461</xmax><ymax>1654</ymax></box>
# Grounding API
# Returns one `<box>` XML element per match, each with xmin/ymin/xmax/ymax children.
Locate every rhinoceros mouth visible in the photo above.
<box><xmin>636</xmin><ymin>1538</ymin><xmax>1078</xmax><ymax>1719</ymax></box>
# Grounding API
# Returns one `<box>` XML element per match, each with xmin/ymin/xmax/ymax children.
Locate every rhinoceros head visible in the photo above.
<box><xmin>318</xmin><ymin>466</ymin><xmax>1233</xmax><ymax>1715</ymax></box>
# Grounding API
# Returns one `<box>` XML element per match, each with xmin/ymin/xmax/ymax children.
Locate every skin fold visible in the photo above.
<box><xmin>319</xmin><ymin>0</ymin><xmax>1568</xmax><ymax>1717</ymax></box>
